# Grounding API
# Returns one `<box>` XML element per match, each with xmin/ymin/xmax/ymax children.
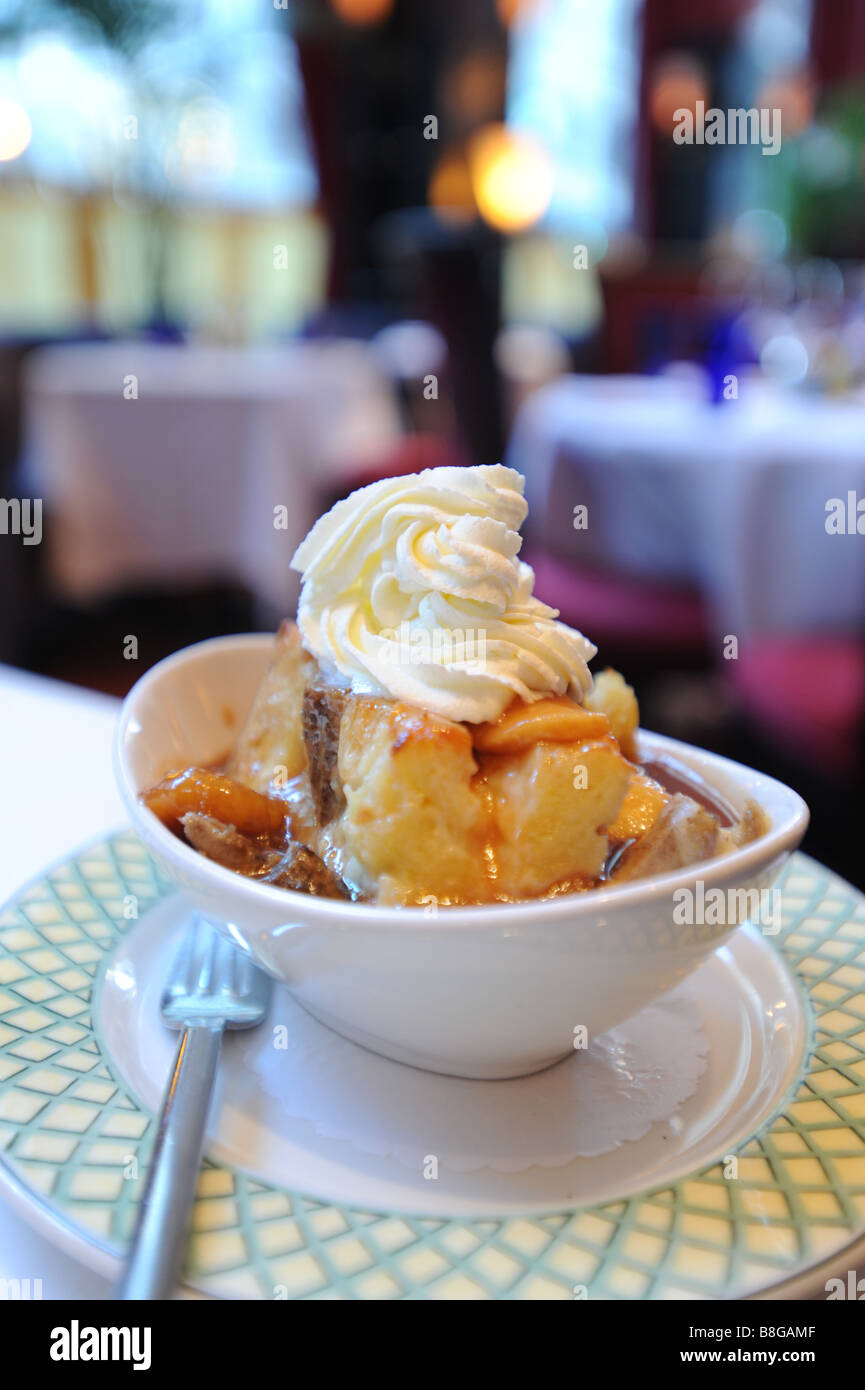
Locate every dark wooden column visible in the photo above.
<box><xmin>294</xmin><ymin>0</ymin><xmax>508</xmax><ymax>464</ymax></box>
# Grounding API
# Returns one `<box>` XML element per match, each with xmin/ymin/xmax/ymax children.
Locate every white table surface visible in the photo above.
<box><xmin>0</xmin><ymin>665</ymin><xmax>120</xmax><ymax>1297</ymax></box>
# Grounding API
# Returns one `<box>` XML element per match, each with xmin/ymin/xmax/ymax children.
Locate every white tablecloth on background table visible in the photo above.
<box><xmin>507</xmin><ymin>374</ymin><xmax>865</xmax><ymax>640</ymax></box>
<box><xmin>24</xmin><ymin>340</ymin><xmax>401</xmax><ymax>617</ymax></box>
<box><xmin>0</xmin><ymin>666</ymin><xmax>121</xmax><ymax>1297</ymax></box>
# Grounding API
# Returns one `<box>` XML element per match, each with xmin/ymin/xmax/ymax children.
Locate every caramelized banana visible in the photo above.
<box><xmin>143</xmin><ymin>768</ymin><xmax>287</xmax><ymax>837</ymax></box>
<box><xmin>472</xmin><ymin>696</ymin><xmax>610</xmax><ymax>754</ymax></box>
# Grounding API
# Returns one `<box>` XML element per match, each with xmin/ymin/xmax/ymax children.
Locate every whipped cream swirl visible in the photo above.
<box><xmin>290</xmin><ymin>464</ymin><xmax>596</xmax><ymax>724</ymax></box>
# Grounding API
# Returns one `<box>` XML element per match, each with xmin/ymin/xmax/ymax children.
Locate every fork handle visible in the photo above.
<box><xmin>118</xmin><ymin>1023</ymin><xmax>223</xmax><ymax>1300</ymax></box>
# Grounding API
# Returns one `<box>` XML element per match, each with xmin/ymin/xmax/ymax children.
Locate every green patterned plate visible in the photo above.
<box><xmin>0</xmin><ymin>835</ymin><xmax>864</xmax><ymax>1300</ymax></box>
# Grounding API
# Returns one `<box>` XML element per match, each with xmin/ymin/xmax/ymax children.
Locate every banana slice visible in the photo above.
<box><xmin>473</xmin><ymin>696</ymin><xmax>611</xmax><ymax>754</ymax></box>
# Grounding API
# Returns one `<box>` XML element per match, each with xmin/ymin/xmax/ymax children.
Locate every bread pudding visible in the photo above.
<box><xmin>142</xmin><ymin>464</ymin><xmax>765</xmax><ymax>905</ymax></box>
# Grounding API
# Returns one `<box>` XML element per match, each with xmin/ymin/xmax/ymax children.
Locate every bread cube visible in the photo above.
<box><xmin>333</xmin><ymin>699</ymin><xmax>490</xmax><ymax>904</ymax></box>
<box><xmin>228</xmin><ymin>620</ymin><xmax>315</xmax><ymax>792</ymax></box>
<box><xmin>584</xmin><ymin>668</ymin><xmax>639</xmax><ymax>759</ymax></box>
<box><xmin>480</xmin><ymin>738</ymin><xmax>632</xmax><ymax>897</ymax></box>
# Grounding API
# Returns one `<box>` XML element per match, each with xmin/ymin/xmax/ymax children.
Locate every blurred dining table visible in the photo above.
<box><xmin>507</xmin><ymin>373</ymin><xmax>865</xmax><ymax>642</ymax></box>
<box><xmin>23</xmin><ymin>339</ymin><xmax>401</xmax><ymax>618</ymax></box>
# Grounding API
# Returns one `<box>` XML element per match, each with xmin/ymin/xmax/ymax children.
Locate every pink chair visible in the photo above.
<box><xmin>524</xmin><ymin>548</ymin><xmax>708</xmax><ymax>655</ymax></box>
<box><xmin>728</xmin><ymin>637</ymin><xmax>865</xmax><ymax>774</ymax></box>
<box><xmin>329</xmin><ymin>434</ymin><xmax>467</xmax><ymax>500</ymax></box>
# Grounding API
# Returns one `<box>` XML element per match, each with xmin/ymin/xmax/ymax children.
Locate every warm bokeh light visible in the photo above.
<box><xmin>496</xmin><ymin>0</ymin><xmax>544</xmax><ymax>26</ymax></box>
<box><xmin>468</xmin><ymin>124</ymin><xmax>552</xmax><ymax>234</ymax></box>
<box><xmin>758</xmin><ymin>71</ymin><xmax>814</xmax><ymax>139</ymax></box>
<box><xmin>428</xmin><ymin>148</ymin><xmax>477</xmax><ymax>223</ymax></box>
<box><xmin>328</xmin><ymin>0</ymin><xmax>394</xmax><ymax>26</ymax></box>
<box><xmin>444</xmin><ymin>52</ymin><xmax>506</xmax><ymax>126</ymax></box>
<box><xmin>648</xmin><ymin>53</ymin><xmax>709</xmax><ymax>136</ymax></box>
<box><xmin>0</xmin><ymin>100</ymin><xmax>32</xmax><ymax>162</ymax></box>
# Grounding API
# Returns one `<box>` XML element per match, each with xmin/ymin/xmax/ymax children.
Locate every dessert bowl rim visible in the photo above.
<box><xmin>115</xmin><ymin>632</ymin><xmax>810</xmax><ymax>929</ymax></box>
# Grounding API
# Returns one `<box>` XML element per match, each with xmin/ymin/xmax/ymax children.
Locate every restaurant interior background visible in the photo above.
<box><xmin>0</xmin><ymin>0</ymin><xmax>863</xmax><ymax>886</ymax></box>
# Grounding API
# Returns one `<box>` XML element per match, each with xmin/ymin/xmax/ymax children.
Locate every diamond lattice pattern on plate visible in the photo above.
<box><xmin>0</xmin><ymin>838</ymin><xmax>863</xmax><ymax>1298</ymax></box>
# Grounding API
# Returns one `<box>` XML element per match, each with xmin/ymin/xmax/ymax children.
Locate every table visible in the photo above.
<box><xmin>0</xmin><ymin>666</ymin><xmax>120</xmax><ymax>1297</ymax></box>
<box><xmin>23</xmin><ymin>340</ymin><xmax>401</xmax><ymax>618</ymax></box>
<box><xmin>507</xmin><ymin>374</ymin><xmax>865</xmax><ymax>640</ymax></box>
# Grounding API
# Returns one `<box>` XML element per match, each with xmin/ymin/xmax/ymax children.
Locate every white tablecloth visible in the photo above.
<box><xmin>507</xmin><ymin>375</ymin><xmax>865</xmax><ymax>640</ymax></box>
<box><xmin>24</xmin><ymin>340</ymin><xmax>401</xmax><ymax>617</ymax></box>
<box><xmin>0</xmin><ymin>667</ymin><xmax>120</xmax><ymax>1298</ymax></box>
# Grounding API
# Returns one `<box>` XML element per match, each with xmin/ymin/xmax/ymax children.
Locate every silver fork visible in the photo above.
<box><xmin>118</xmin><ymin>916</ymin><xmax>271</xmax><ymax>1300</ymax></box>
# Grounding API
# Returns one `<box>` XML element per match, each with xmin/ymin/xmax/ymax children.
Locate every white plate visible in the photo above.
<box><xmin>0</xmin><ymin>836</ymin><xmax>863</xmax><ymax>1300</ymax></box>
<box><xmin>99</xmin><ymin>894</ymin><xmax>807</xmax><ymax>1219</ymax></box>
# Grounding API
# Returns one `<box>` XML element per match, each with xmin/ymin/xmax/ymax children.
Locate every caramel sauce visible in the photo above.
<box><xmin>639</xmin><ymin>755</ymin><xmax>737</xmax><ymax>827</ymax></box>
<box><xmin>472</xmin><ymin>770</ymin><xmax>502</xmax><ymax>897</ymax></box>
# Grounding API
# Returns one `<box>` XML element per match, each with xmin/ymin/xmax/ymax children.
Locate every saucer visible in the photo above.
<box><xmin>99</xmin><ymin>895</ymin><xmax>800</xmax><ymax>1214</ymax></box>
<box><xmin>1</xmin><ymin>834</ymin><xmax>864</xmax><ymax>1300</ymax></box>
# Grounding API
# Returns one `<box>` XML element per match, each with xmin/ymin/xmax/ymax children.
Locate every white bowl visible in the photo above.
<box><xmin>115</xmin><ymin>634</ymin><xmax>809</xmax><ymax>1079</ymax></box>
